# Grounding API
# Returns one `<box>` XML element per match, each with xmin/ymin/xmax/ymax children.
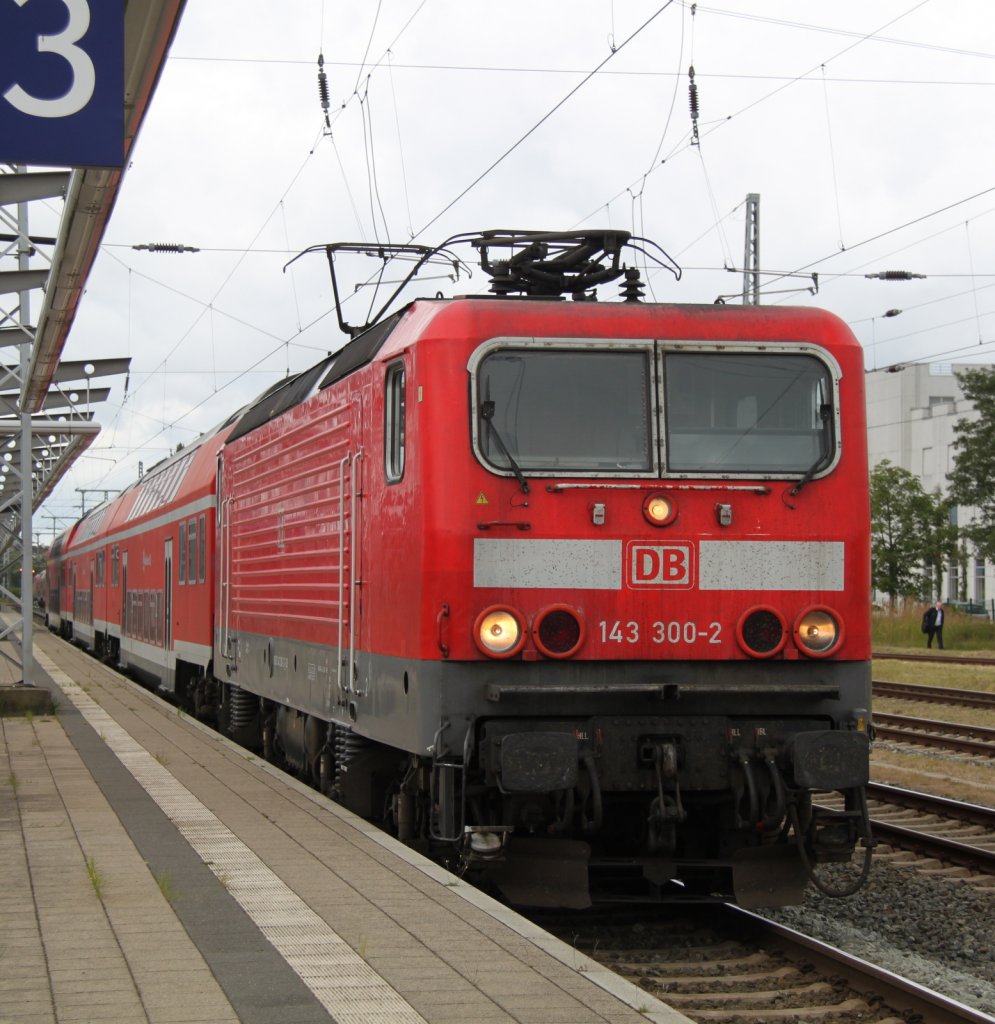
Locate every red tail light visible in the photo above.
<box><xmin>737</xmin><ymin>606</ymin><xmax>787</xmax><ymax>658</ymax></box>
<box><xmin>533</xmin><ymin>605</ymin><xmax>585</xmax><ymax>659</ymax></box>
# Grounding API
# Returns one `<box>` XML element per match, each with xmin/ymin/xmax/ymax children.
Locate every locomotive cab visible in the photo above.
<box><xmin>396</xmin><ymin>233</ymin><xmax>873</xmax><ymax>907</ymax></box>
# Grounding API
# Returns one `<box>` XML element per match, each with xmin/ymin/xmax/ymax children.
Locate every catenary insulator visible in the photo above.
<box><xmin>132</xmin><ymin>242</ymin><xmax>199</xmax><ymax>253</ymax></box>
<box><xmin>688</xmin><ymin>65</ymin><xmax>700</xmax><ymax>145</ymax></box>
<box><xmin>318</xmin><ymin>53</ymin><xmax>331</xmax><ymax>129</ymax></box>
<box><xmin>620</xmin><ymin>267</ymin><xmax>645</xmax><ymax>303</ymax></box>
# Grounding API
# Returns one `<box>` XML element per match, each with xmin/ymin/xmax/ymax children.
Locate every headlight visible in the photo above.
<box><xmin>474</xmin><ymin>606</ymin><xmax>525</xmax><ymax>658</ymax></box>
<box><xmin>642</xmin><ymin>491</ymin><xmax>677</xmax><ymax>527</ymax></box>
<box><xmin>794</xmin><ymin>607</ymin><xmax>843</xmax><ymax>657</ymax></box>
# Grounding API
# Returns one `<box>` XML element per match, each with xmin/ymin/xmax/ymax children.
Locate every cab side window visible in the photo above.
<box><xmin>385</xmin><ymin>362</ymin><xmax>406</xmax><ymax>483</ymax></box>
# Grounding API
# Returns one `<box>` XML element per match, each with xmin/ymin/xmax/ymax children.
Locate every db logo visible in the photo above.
<box><xmin>627</xmin><ymin>542</ymin><xmax>694</xmax><ymax>588</ymax></box>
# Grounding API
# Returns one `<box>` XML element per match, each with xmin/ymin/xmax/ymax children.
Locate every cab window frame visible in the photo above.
<box><xmin>384</xmin><ymin>361</ymin><xmax>406</xmax><ymax>483</ymax></box>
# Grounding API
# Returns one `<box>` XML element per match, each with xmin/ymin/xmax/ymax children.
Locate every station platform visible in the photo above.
<box><xmin>1</xmin><ymin>626</ymin><xmax>691</xmax><ymax>1024</ymax></box>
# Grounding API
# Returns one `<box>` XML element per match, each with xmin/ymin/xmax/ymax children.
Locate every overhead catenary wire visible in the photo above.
<box><xmin>821</xmin><ymin>63</ymin><xmax>846</xmax><ymax>251</ymax></box>
<box><xmin>640</xmin><ymin>0</ymin><xmax>686</xmax><ymax>175</ymax></box>
<box><xmin>64</xmin><ymin>3</ymin><xmax>995</xmax><ymax>505</ymax></box>
<box><xmin>358</xmin><ymin>77</ymin><xmax>392</xmax><ymax>248</ymax></box>
<box><xmin>760</xmin><ymin>183</ymin><xmax>995</xmax><ymax>297</ymax></box>
<box><xmin>576</xmin><ymin>0</ymin><xmax>936</xmax><ymax>241</ymax></box>
<box><xmin>352</xmin><ymin>0</ymin><xmax>384</xmax><ymax>96</ymax></box>
<box><xmin>386</xmin><ymin>50</ymin><xmax>415</xmax><ymax>239</ymax></box>
<box><xmin>410</xmin><ymin>1</ymin><xmax>679</xmax><ymax>242</ymax></box>
<box><xmin>964</xmin><ymin>220</ymin><xmax>984</xmax><ymax>344</ymax></box>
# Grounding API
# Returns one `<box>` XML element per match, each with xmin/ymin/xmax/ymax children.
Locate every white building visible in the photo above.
<box><xmin>864</xmin><ymin>361</ymin><xmax>992</xmax><ymax>609</ymax></box>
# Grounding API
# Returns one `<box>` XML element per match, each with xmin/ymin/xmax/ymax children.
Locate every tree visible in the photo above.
<box><xmin>917</xmin><ymin>486</ymin><xmax>957</xmax><ymax>600</ymax></box>
<box><xmin>948</xmin><ymin>366</ymin><xmax>995</xmax><ymax>563</ymax></box>
<box><xmin>870</xmin><ymin>461</ymin><xmax>932</xmax><ymax>604</ymax></box>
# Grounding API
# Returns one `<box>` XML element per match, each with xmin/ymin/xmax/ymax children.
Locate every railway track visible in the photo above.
<box><xmin>536</xmin><ymin>903</ymin><xmax>992</xmax><ymax>1024</ymax></box>
<box><xmin>820</xmin><ymin>782</ymin><xmax>995</xmax><ymax>878</ymax></box>
<box><xmin>810</xmin><ymin>778</ymin><xmax>995</xmax><ymax>876</ymax></box>
<box><xmin>872</xmin><ymin>711</ymin><xmax>995</xmax><ymax>757</ymax></box>
<box><xmin>874</xmin><ymin>651</ymin><xmax>995</xmax><ymax>667</ymax></box>
<box><xmin>874</xmin><ymin>679</ymin><xmax>995</xmax><ymax>709</ymax></box>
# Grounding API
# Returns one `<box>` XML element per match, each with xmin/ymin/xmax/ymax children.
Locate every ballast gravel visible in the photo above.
<box><xmin>758</xmin><ymin>860</ymin><xmax>995</xmax><ymax>1016</ymax></box>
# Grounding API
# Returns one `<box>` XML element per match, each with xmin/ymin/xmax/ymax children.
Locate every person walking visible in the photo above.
<box><xmin>924</xmin><ymin>600</ymin><xmax>945</xmax><ymax>649</ymax></box>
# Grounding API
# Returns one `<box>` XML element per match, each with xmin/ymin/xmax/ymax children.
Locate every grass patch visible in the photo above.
<box><xmin>872</xmin><ymin>657</ymin><xmax>995</xmax><ymax>694</ymax></box>
<box><xmin>155</xmin><ymin>870</ymin><xmax>178</xmax><ymax>903</ymax></box>
<box><xmin>869</xmin><ymin>614</ymin><xmax>995</xmax><ymax>808</ymax></box>
<box><xmin>873</xmin><ymin>607</ymin><xmax>995</xmax><ymax>652</ymax></box>
<box><xmin>86</xmin><ymin>856</ymin><xmax>105</xmax><ymax>900</ymax></box>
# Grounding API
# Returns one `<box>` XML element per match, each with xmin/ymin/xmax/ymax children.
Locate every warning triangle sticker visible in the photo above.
<box><xmin>475</xmin><ymin>492</ymin><xmax>489</xmax><ymax>505</ymax></box>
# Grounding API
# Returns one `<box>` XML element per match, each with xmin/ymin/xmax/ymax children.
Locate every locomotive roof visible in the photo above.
<box><xmin>221</xmin><ymin>292</ymin><xmax>861</xmax><ymax>446</ymax></box>
<box><xmin>226</xmin><ymin>311</ymin><xmax>404</xmax><ymax>443</ymax></box>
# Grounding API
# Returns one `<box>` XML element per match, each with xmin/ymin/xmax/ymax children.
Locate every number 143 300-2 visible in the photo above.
<box><xmin>597</xmin><ymin>620</ymin><xmax>722</xmax><ymax>645</ymax></box>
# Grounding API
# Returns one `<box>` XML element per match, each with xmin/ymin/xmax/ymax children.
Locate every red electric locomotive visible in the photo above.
<box><xmin>49</xmin><ymin>231</ymin><xmax>873</xmax><ymax>907</ymax></box>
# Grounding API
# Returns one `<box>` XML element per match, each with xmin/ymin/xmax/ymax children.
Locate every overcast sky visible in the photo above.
<box><xmin>33</xmin><ymin>0</ymin><xmax>995</xmax><ymax>533</ymax></box>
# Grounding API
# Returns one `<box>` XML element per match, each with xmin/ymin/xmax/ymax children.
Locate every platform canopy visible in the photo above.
<box><xmin>0</xmin><ymin>1</ymin><xmax>188</xmax><ymax>684</ymax></box>
<box><xmin>1</xmin><ymin>0</ymin><xmax>186</xmax><ymax>520</ymax></box>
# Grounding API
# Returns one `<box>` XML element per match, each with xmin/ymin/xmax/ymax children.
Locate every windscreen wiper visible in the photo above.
<box><xmin>789</xmin><ymin>403</ymin><xmax>833</xmax><ymax>498</ymax></box>
<box><xmin>480</xmin><ymin>401</ymin><xmax>529</xmax><ymax>495</ymax></box>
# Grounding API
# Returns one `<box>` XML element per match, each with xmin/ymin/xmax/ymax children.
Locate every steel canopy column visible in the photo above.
<box><xmin>16</xmin><ymin>170</ymin><xmax>33</xmax><ymax>686</ymax></box>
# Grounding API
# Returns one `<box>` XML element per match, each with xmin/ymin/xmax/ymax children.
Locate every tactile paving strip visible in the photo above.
<box><xmin>38</xmin><ymin>649</ymin><xmax>428</xmax><ymax>1024</ymax></box>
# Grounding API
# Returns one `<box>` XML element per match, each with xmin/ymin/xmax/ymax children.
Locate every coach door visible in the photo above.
<box><xmin>164</xmin><ymin>538</ymin><xmax>173</xmax><ymax>654</ymax></box>
<box><xmin>121</xmin><ymin>551</ymin><xmax>128</xmax><ymax>642</ymax></box>
<box><xmin>217</xmin><ymin>453</ymin><xmax>234</xmax><ymax>664</ymax></box>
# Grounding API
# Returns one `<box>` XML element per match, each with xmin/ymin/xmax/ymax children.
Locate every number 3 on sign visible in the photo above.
<box><xmin>4</xmin><ymin>0</ymin><xmax>95</xmax><ymax>118</ymax></box>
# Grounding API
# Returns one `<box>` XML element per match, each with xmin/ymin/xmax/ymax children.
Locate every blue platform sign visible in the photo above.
<box><xmin>0</xmin><ymin>0</ymin><xmax>124</xmax><ymax>168</ymax></box>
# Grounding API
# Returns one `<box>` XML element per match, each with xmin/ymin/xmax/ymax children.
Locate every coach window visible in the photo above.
<box><xmin>198</xmin><ymin>514</ymin><xmax>206</xmax><ymax>583</ymax></box>
<box><xmin>179</xmin><ymin>523</ymin><xmax>187</xmax><ymax>585</ymax></box>
<box><xmin>187</xmin><ymin>518</ymin><xmax>198</xmax><ymax>584</ymax></box>
<box><xmin>111</xmin><ymin>545</ymin><xmax>119</xmax><ymax>587</ymax></box>
<box><xmin>385</xmin><ymin>362</ymin><xmax>406</xmax><ymax>482</ymax></box>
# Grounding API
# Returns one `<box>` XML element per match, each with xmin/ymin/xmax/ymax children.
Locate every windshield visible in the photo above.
<box><xmin>664</xmin><ymin>353</ymin><xmax>832</xmax><ymax>473</ymax></box>
<box><xmin>477</xmin><ymin>349</ymin><xmax>653</xmax><ymax>472</ymax></box>
<box><xmin>473</xmin><ymin>344</ymin><xmax>835</xmax><ymax>477</ymax></box>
